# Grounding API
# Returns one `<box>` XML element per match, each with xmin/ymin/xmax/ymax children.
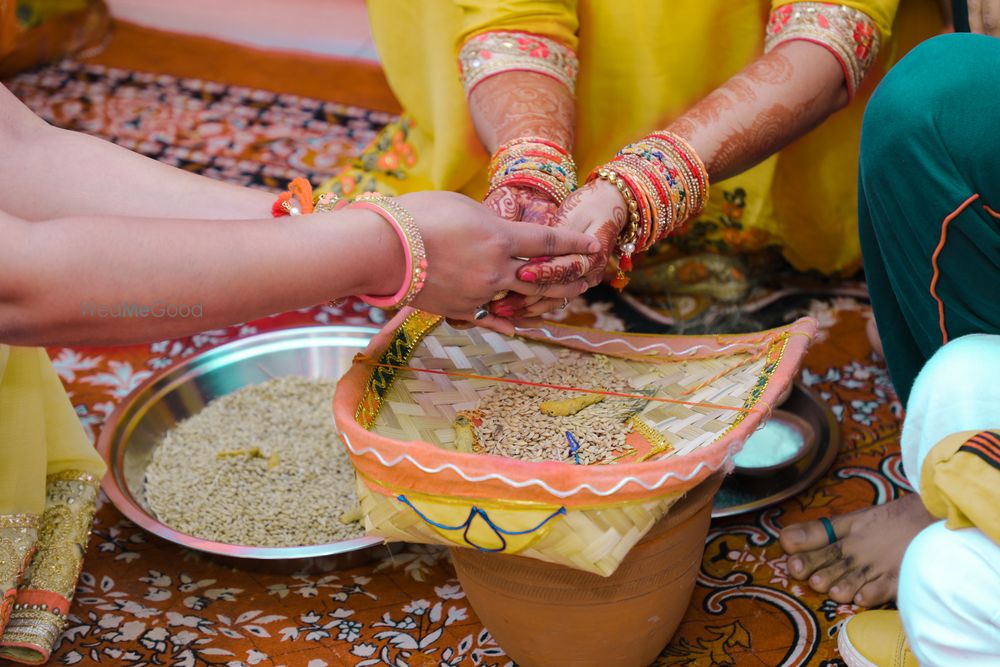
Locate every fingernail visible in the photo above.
<box><xmin>831</xmin><ymin>585</ymin><xmax>843</xmax><ymax>595</ymax></box>
<box><xmin>526</xmin><ymin>256</ymin><xmax>551</xmax><ymax>264</ymax></box>
<box><xmin>588</xmin><ymin>240</ymin><xmax>601</xmax><ymax>252</ymax></box>
<box><xmin>854</xmin><ymin>593</ymin><xmax>864</xmax><ymax>605</ymax></box>
<box><xmin>494</xmin><ymin>306</ymin><xmax>515</xmax><ymax>317</ymax></box>
<box><xmin>810</xmin><ymin>574</ymin><xmax>822</xmax><ymax>587</ymax></box>
<box><xmin>520</xmin><ymin>269</ymin><xmax>537</xmax><ymax>282</ymax></box>
<box><xmin>578</xmin><ymin>282</ymin><xmax>588</xmax><ymax>293</ymax></box>
<box><xmin>789</xmin><ymin>558</ymin><xmax>802</xmax><ymax>575</ymax></box>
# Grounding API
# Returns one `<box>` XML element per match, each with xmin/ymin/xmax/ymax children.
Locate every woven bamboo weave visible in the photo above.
<box><xmin>370</xmin><ymin>323</ymin><xmax>766</xmax><ymax>461</ymax></box>
<box><xmin>337</xmin><ymin>313</ymin><xmax>815</xmax><ymax>575</ymax></box>
<box><xmin>357</xmin><ymin>478</ymin><xmax>680</xmax><ymax>576</ymax></box>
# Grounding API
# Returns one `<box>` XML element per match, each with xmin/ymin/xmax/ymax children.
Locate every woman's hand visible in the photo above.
<box><xmin>494</xmin><ymin>181</ymin><xmax>627</xmax><ymax>321</ymax></box>
<box><xmin>394</xmin><ymin>191</ymin><xmax>596</xmax><ymax>329</ymax></box>
<box><xmin>479</xmin><ymin>184</ymin><xmax>561</xmax><ymax>327</ymax></box>
<box><xmin>483</xmin><ymin>184</ymin><xmax>559</xmax><ymax>226</ymax></box>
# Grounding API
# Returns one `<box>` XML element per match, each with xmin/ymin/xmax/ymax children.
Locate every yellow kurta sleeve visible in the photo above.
<box><xmin>921</xmin><ymin>429</ymin><xmax>1000</xmax><ymax>546</ymax></box>
<box><xmin>454</xmin><ymin>0</ymin><xmax>579</xmax><ymax>49</ymax></box>
<box><xmin>771</xmin><ymin>0</ymin><xmax>900</xmax><ymax>38</ymax></box>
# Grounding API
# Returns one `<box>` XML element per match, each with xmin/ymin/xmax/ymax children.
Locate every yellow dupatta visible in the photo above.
<box><xmin>0</xmin><ymin>345</ymin><xmax>105</xmax><ymax>665</ymax></box>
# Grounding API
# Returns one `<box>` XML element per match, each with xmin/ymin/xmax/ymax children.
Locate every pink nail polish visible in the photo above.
<box><xmin>520</xmin><ymin>269</ymin><xmax>537</xmax><ymax>282</ymax></box>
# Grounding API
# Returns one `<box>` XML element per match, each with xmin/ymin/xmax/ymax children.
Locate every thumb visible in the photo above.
<box><xmin>506</xmin><ymin>221</ymin><xmax>600</xmax><ymax>259</ymax></box>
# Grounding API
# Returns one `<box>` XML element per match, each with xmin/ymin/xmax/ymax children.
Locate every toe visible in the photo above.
<box><xmin>808</xmin><ymin>557</ymin><xmax>850</xmax><ymax>593</ymax></box>
<box><xmin>828</xmin><ymin>568</ymin><xmax>871</xmax><ymax>604</ymax></box>
<box><xmin>787</xmin><ymin>543</ymin><xmax>840</xmax><ymax>581</ymax></box>
<box><xmin>854</xmin><ymin>575</ymin><xmax>897</xmax><ymax>608</ymax></box>
<box><xmin>780</xmin><ymin>517</ymin><xmax>844</xmax><ymax>553</ymax></box>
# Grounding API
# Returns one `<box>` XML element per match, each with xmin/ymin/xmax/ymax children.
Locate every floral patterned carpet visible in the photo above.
<box><xmin>2</xmin><ymin>61</ymin><xmax>909</xmax><ymax>667</ymax></box>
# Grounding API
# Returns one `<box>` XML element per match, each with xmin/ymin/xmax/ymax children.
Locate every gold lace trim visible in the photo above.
<box><xmin>26</xmin><ymin>474</ymin><xmax>100</xmax><ymax>601</ymax></box>
<box><xmin>0</xmin><ymin>471</ymin><xmax>100</xmax><ymax>658</ymax></box>
<box><xmin>0</xmin><ymin>608</ymin><xmax>63</xmax><ymax>659</ymax></box>
<box><xmin>0</xmin><ymin>517</ymin><xmax>38</xmax><ymax>604</ymax></box>
<box><xmin>458</xmin><ymin>30</ymin><xmax>579</xmax><ymax>95</ymax></box>
<box><xmin>765</xmin><ymin>2</ymin><xmax>881</xmax><ymax>98</ymax></box>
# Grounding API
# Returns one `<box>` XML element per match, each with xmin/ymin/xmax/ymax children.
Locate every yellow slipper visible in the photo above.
<box><xmin>838</xmin><ymin>610</ymin><xmax>919</xmax><ymax>667</ymax></box>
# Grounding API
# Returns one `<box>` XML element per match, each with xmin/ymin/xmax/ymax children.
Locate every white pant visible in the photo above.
<box><xmin>897</xmin><ymin>334</ymin><xmax>1000</xmax><ymax>666</ymax></box>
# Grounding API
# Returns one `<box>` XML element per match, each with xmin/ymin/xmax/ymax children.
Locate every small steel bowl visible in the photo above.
<box><xmin>732</xmin><ymin>409</ymin><xmax>817</xmax><ymax>477</ymax></box>
<box><xmin>97</xmin><ymin>325</ymin><xmax>388</xmax><ymax>565</ymax></box>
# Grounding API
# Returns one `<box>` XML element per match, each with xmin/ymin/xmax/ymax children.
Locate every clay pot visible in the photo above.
<box><xmin>451</xmin><ymin>475</ymin><xmax>723</xmax><ymax>667</ymax></box>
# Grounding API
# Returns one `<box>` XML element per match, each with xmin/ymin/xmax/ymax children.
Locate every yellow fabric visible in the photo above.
<box><xmin>353</xmin><ymin>0</ymin><xmax>943</xmax><ymax>274</ymax></box>
<box><xmin>456</xmin><ymin>0</ymin><xmax>579</xmax><ymax>49</ymax></box>
<box><xmin>392</xmin><ymin>493</ymin><xmax>564</xmax><ymax>554</ymax></box>
<box><xmin>0</xmin><ymin>345</ymin><xmax>105</xmax><ymax>518</ymax></box>
<box><xmin>920</xmin><ymin>429</ymin><xmax>1000</xmax><ymax>546</ymax></box>
<box><xmin>0</xmin><ymin>345</ymin><xmax>105</xmax><ymax>664</ymax></box>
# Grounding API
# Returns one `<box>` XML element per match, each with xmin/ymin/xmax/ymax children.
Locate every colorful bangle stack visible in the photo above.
<box><xmin>487</xmin><ymin>136</ymin><xmax>577</xmax><ymax>204</ymax></box>
<box><xmin>589</xmin><ymin>131</ymin><xmax>709</xmax><ymax>289</ymax></box>
<box><xmin>352</xmin><ymin>192</ymin><xmax>428</xmax><ymax>310</ymax></box>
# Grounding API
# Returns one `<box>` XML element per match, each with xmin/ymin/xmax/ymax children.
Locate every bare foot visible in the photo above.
<box><xmin>778</xmin><ymin>494</ymin><xmax>935</xmax><ymax>606</ymax></box>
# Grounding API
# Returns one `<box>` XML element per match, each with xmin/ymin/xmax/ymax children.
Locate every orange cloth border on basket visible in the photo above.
<box><xmin>334</xmin><ymin>309</ymin><xmax>817</xmax><ymax>508</ymax></box>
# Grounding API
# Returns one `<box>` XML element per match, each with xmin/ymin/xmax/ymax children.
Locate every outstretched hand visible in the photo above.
<box><xmin>399</xmin><ymin>191</ymin><xmax>595</xmax><ymax>332</ymax></box>
<box><xmin>457</xmin><ymin>184</ymin><xmax>561</xmax><ymax>330</ymax></box>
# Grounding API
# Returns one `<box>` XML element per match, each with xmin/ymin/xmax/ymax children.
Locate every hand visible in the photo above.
<box><xmin>497</xmin><ymin>180</ymin><xmax>628</xmax><ymax>321</ymax></box>
<box><xmin>483</xmin><ymin>184</ymin><xmax>559</xmax><ymax>226</ymax></box>
<box><xmin>393</xmin><ymin>191</ymin><xmax>596</xmax><ymax>328</ymax></box>
<box><xmin>480</xmin><ymin>184</ymin><xmax>560</xmax><ymax>325</ymax></box>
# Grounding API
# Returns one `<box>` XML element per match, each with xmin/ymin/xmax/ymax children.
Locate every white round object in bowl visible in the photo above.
<box><xmin>733</xmin><ymin>410</ymin><xmax>816</xmax><ymax>476</ymax></box>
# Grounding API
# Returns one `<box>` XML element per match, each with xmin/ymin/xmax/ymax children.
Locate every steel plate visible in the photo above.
<box><xmin>97</xmin><ymin>326</ymin><xmax>389</xmax><ymax>564</ymax></box>
<box><xmin>712</xmin><ymin>382</ymin><xmax>841</xmax><ymax>518</ymax></box>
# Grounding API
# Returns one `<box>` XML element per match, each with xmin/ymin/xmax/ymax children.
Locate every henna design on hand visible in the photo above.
<box><xmin>485</xmin><ymin>187</ymin><xmax>520</xmax><ymax>220</ymax></box>
<box><xmin>671</xmin><ymin>54</ymin><xmax>791</xmax><ymax>138</ymax></box>
<box><xmin>666</xmin><ymin>49</ymin><xmax>838</xmax><ymax>181</ymax></box>
<box><xmin>550</xmin><ymin>182</ymin><xmax>590</xmax><ymax>227</ymax></box>
<box><xmin>520</xmin><ymin>194</ymin><xmax>558</xmax><ymax>226</ymax></box>
<box><xmin>709</xmin><ymin>94</ymin><xmax>822</xmax><ymax>177</ymax></box>
<box><xmin>744</xmin><ymin>52</ymin><xmax>794</xmax><ymax>85</ymax></box>
<box><xmin>521</xmin><ymin>200</ymin><xmax>626</xmax><ymax>287</ymax></box>
<box><xmin>469</xmin><ymin>71</ymin><xmax>575</xmax><ymax>151</ymax></box>
<box><xmin>584</xmin><ymin>206</ymin><xmax>626</xmax><ymax>285</ymax></box>
<box><xmin>682</xmin><ymin>88</ymin><xmax>737</xmax><ymax>129</ymax></box>
<box><xmin>485</xmin><ymin>185</ymin><xmax>558</xmax><ymax>225</ymax></box>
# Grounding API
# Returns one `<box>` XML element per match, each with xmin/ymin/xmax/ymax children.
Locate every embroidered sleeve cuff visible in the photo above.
<box><xmin>764</xmin><ymin>2</ymin><xmax>881</xmax><ymax>99</ymax></box>
<box><xmin>458</xmin><ymin>30</ymin><xmax>579</xmax><ymax>96</ymax></box>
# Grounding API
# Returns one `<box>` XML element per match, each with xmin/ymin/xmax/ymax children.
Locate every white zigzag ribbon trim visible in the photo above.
<box><xmin>342</xmin><ymin>432</ymin><xmax>746</xmax><ymax>499</ymax></box>
<box><xmin>518</xmin><ymin>327</ymin><xmax>764</xmax><ymax>356</ymax></box>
